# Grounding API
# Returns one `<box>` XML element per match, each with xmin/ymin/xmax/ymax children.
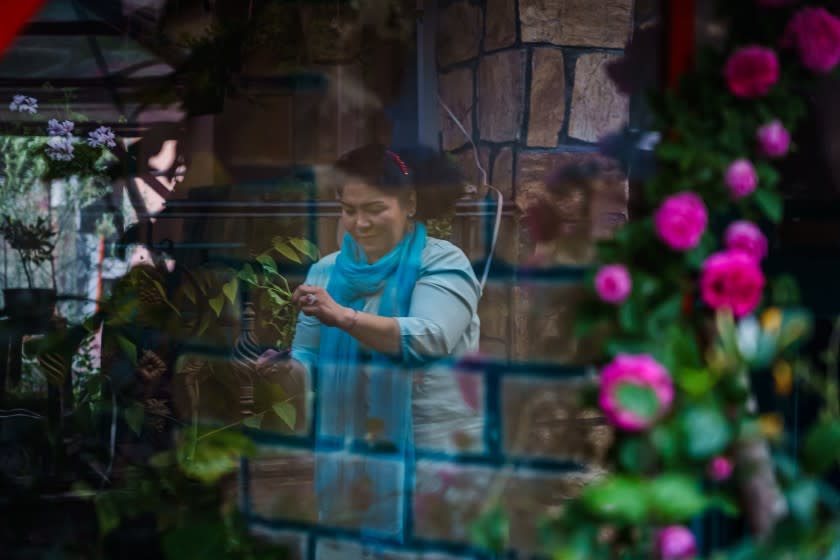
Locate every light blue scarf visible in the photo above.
<box><xmin>318</xmin><ymin>222</ymin><xmax>427</xmax><ymax>444</ymax></box>
<box><xmin>316</xmin><ymin>224</ymin><xmax>426</xmax><ymax>537</ymax></box>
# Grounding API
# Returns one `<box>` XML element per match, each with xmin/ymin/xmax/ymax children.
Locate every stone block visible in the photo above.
<box><xmin>248</xmin><ymin>448</ymin><xmax>406</xmax><ymax>536</ymax></box>
<box><xmin>485</xmin><ymin>0</ymin><xmax>517</xmax><ymax>51</ymax></box>
<box><xmin>511</xmin><ymin>283</ymin><xmax>589</xmax><ymax>362</ymax></box>
<box><xmin>439</xmin><ymin>68</ymin><xmax>475</xmax><ymax>152</ymax></box>
<box><xmin>519</xmin><ymin>0</ymin><xmax>633</xmax><ymax>48</ymax></box>
<box><xmin>527</xmin><ymin>48</ymin><xmax>565</xmax><ymax>147</ymax></box>
<box><xmin>248</xmin><ymin>448</ymin><xmax>318</xmax><ymax>522</ymax></box>
<box><xmin>214</xmin><ymin>94</ymin><xmax>293</xmax><ymax>168</ymax></box>
<box><xmin>413</xmin><ymin>366</ymin><xmax>486</xmax><ymax>454</ymax></box>
<box><xmin>450</xmin><ymin>147</ymin><xmax>491</xmax><ymax>191</ymax></box>
<box><xmin>299</xmin><ymin>5</ymin><xmax>362</xmax><ymax>63</ymax></box>
<box><xmin>316</xmin><ymin>540</ymin><xmax>469</xmax><ymax>560</ymax></box>
<box><xmin>413</xmin><ymin>460</ymin><xmax>600</xmax><ymax>553</ymax></box>
<box><xmin>478</xmin><ymin>50</ymin><xmax>526</xmax><ymax>142</ymax></box>
<box><xmin>317</xmin><ymin>452</ymin><xmax>405</xmax><ymax>535</ymax></box>
<box><xmin>437</xmin><ymin>1</ymin><xmax>482</xmax><ymax>66</ymax></box>
<box><xmin>568</xmin><ymin>53</ymin><xmax>630</xmax><ymax>143</ymax></box>
<box><xmin>491</xmin><ymin>146</ymin><xmax>514</xmax><ymax>199</ymax></box>
<box><xmin>502</xmin><ymin>375</ymin><xmax>613</xmax><ymax>464</ymax></box>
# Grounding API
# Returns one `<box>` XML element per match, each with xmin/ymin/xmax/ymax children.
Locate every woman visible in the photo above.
<box><xmin>288</xmin><ymin>143</ymin><xmax>481</xmax><ymax>536</ymax></box>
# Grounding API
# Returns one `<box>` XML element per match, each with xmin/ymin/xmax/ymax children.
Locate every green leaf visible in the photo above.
<box><xmin>289</xmin><ymin>237</ymin><xmax>319</xmax><ymax>261</ymax></box>
<box><xmin>273</xmin><ymin>239</ymin><xmax>301</xmax><ymax>263</ymax></box>
<box><xmin>615</xmin><ymin>384</ymin><xmax>659</xmax><ymax>423</ymax></box>
<box><xmin>238</xmin><ymin>263</ymin><xmax>259</xmax><ymax>286</ymax></box>
<box><xmin>208</xmin><ymin>295</ymin><xmax>225</xmax><ymax>317</ymax></box>
<box><xmin>804</xmin><ymin>419</ymin><xmax>840</xmax><ymax>474</ymax></box>
<box><xmin>647</xmin><ymin>474</ymin><xmax>708</xmax><ymax>521</ymax></box>
<box><xmin>680</xmin><ymin>405</ymin><xmax>731</xmax><ymax>459</ymax></box>
<box><xmin>618</xmin><ymin>299</ymin><xmax>638</xmax><ymax>332</ymax></box>
<box><xmin>222</xmin><ymin>278</ymin><xmax>238</xmax><ymax>304</ymax></box>
<box><xmin>182</xmin><ymin>282</ymin><xmax>197</xmax><ymax>304</ymax></box>
<box><xmin>272</xmin><ymin>402</ymin><xmax>297</xmax><ymax>430</ymax></box>
<box><xmin>242</xmin><ymin>411</ymin><xmax>265</xmax><ymax>429</ymax></box>
<box><xmin>115</xmin><ymin>335</ymin><xmax>137</xmax><ymax>365</ymax></box>
<box><xmin>674</xmin><ymin>368</ymin><xmax>715</xmax><ymax>397</ymax></box>
<box><xmin>177</xmin><ymin>427</ymin><xmax>257</xmax><ymax>483</ymax></box>
<box><xmin>582</xmin><ymin>476</ymin><xmax>649</xmax><ymax>524</ymax></box>
<box><xmin>256</xmin><ymin>253</ymin><xmax>278</xmax><ymax>274</ymax></box>
<box><xmin>469</xmin><ymin>505</ymin><xmax>509</xmax><ymax>552</ymax></box>
<box><xmin>124</xmin><ymin>402</ymin><xmax>145</xmax><ymax>435</ymax></box>
<box><xmin>754</xmin><ymin>189</ymin><xmax>783</xmax><ymax>223</ymax></box>
<box><xmin>95</xmin><ymin>493</ymin><xmax>120</xmax><ymax>536</ymax></box>
<box><xmin>267</xmin><ymin>289</ymin><xmax>289</xmax><ymax>308</ymax></box>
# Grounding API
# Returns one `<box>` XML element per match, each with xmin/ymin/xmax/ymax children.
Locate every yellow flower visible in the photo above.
<box><xmin>772</xmin><ymin>360</ymin><xmax>793</xmax><ymax>396</ymax></box>
<box><xmin>758</xmin><ymin>413</ymin><xmax>784</xmax><ymax>440</ymax></box>
<box><xmin>761</xmin><ymin>307</ymin><xmax>783</xmax><ymax>333</ymax></box>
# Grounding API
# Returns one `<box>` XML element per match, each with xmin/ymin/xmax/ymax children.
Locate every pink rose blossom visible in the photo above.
<box><xmin>724</xmin><ymin>46</ymin><xmax>779</xmax><ymax>98</ymax></box>
<box><xmin>654</xmin><ymin>192</ymin><xmax>708</xmax><ymax>251</ymax></box>
<box><xmin>700</xmin><ymin>250</ymin><xmax>766</xmax><ymax>318</ymax></box>
<box><xmin>708</xmin><ymin>456</ymin><xmax>734</xmax><ymax>481</ymax></box>
<box><xmin>756</xmin><ymin>120</ymin><xmax>791</xmax><ymax>158</ymax></box>
<box><xmin>655</xmin><ymin>525</ymin><xmax>697</xmax><ymax>560</ymax></box>
<box><xmin>725</xmin><ymin>221</ymin><xmax>768</xmax><ymax>261</ymax></box>
<box><xmin>595</xmin><ymin>264</ymin><xmax>632</xmax><ymax>304</ymax></box>
<box><xmin>599</xmin><ymin>354</ymin><xmax>674</xmax><ymax>432</ymax></box>
<box><xmin>782</xmin><ymin>7</ymin><xmax>840</xmax><ymax>73</ymax></box>
<box><xmin>725</xmin><ymin>159</ymin><xmax>758</xmax><ymax>199</ymax></box>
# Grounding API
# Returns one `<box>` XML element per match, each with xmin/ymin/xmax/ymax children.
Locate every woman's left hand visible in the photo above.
<box><xmin>292</xmin><ymin>285</ymin><xmax>350</xmax><ymax>328</ymax></box>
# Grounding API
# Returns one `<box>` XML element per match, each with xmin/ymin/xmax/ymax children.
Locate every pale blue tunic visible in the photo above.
<box><xmin>291</xmin><ymin>236</ymin><xmax>481</xmax><ymax>373</ymax></box>
<box><xmin>289</xmin><ymin>237</ymin><xmax>481</xmax><ymax>538</ymax></box>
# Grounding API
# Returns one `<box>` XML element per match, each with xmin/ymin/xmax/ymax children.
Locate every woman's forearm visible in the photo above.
<box><xmin>338</xmin><ymin>307</ymin><xmax>401</xmax><ymax>356</ymax></box>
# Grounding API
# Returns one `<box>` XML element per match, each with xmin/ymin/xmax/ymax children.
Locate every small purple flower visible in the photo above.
<box><xmin>9</xmin><ymin>95</ymin><xmax>38</xmax><ymax>114</ymax></box>
<box><xmin>708</xmin><ymin>456</ymin><xmax>734</xmax><ymax>481</ymax></box>
<box><xmin>756</xmin><ymin>120</ymin><xmax>791</xmax><ymax>158</ymax></box>
<box><xmin>655</xmin><ymin>525</ymin><xmax>697</xmax><ymax>560</ymax></box>
<box><xmin>595</xmin><ymin>264</ymin><xmax>632</xmax><ymax>304</ymax></box>
<box><xmin>725</xmin><ymin>159</ymin><xmax>758</xmax><ymax>199</ymax></box>
<box><xmin>87</xmin><ymin>126</ymin><xmax>117</xmax><ymax>149</ymax></box>
<box><xmin>47</xmin><ymin>119</ymin><xmax>75</xmax><ymax>137</ymax></box>
<box><xmin>725</xmin><ymin>220</ymin><xmax>768</xmax><ymax>262</ymax></box>
<box><xmin>45</xmin><ymin>135</ymin><xmax>75</xmax><ymax>161</ymax></box>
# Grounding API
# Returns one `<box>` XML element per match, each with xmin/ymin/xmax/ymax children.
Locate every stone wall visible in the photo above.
<box><xmin>436</xmin><ymin>0</ymin><xmax>634</xmax><ymax>361</ymax></box>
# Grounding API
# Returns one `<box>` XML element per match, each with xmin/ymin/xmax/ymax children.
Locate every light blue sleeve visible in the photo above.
<box><xmin>290</xmin><ymin>254</ymin><xmax>336</xmax><ymax>373</ymax></box>
<box><xmin>395</xmin><ymin>241</ymin><xmax>479</xmax><ymax>365</ymax></box>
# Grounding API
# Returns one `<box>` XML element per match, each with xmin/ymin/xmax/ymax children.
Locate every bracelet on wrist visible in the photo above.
<box><xmin>345</xmin><ymin>308</ymin><xmax>359</xmax><ymax>331</ymax></box>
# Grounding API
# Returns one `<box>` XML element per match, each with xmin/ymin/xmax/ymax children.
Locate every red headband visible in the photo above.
<box><xmin>386</xmin><ymin>149</ymin><xmax>409</xmax><ymax>176</ymax></box>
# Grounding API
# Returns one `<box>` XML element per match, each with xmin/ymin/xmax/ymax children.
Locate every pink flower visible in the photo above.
<box><xmin>756</xmin><ymin>120</ymin><xmax>791</xmax><ymax>158</ymax></box>
<box><xmin>782</xmin><ymin>7</ymin><xmax>840</xmax><ymax>73</ymax></box>
<box><xmin>595</xmin><ymin>264</ymin><xmax>632</xmax><ymax>304</ymax></box>
<box><xmin>708</xmin><ymin>456</ymin><xmax>734</xmax><ymax>481</ymax></box>
<box><xmin>655</xmin><ymin>525</ymin><xmax>697</xmax><ymax>560</ymax></box>
<box><xmin>654</xmin><ymin>192</ymin><xmax>708</xmax><ymax>251</ymax></box>
<box><xmin>599</xmin><ymin>354</ymin><xmax>674</xmax><ymax>432</ymax></box>
<box><xmin>725</xmin><ymin>159</ymin><xmax>758</xmax><ymax>199</ymax></box>
<box><xmin>724</xmin><ymin>221</ymin><xmax>768</xmax><ymax>261</ymax></box>
<box><xmin>724</xmin><ymin>46</ymin><xmax>779</xmax><ymax>98</ymax></box>
<box><xmin>700</xmin><ymin>250</ymin><xmax>766</xmax><ymax>318</ymax></box>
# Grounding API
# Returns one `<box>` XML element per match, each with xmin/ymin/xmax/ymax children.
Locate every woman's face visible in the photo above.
<box><xmin>340</xmin><ymin>180</ymin><xmax>414</xmax><ymax>263</ymax></box>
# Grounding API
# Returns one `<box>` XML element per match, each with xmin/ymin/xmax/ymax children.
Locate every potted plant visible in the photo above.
<box><xmin>0</xmin><ymin>216</ymin><xmax>57</xmax><ymax>325</ymax></box>
<box><xmin>0</xmin><ymin>93</ymin><xmax>121</xmax><ymax>321</ymax></box>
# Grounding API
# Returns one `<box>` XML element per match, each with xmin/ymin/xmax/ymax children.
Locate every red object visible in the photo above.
<box><xmin>0</xmin><ymin>0</ymin><xmax>47</xmax><ymax>59</ymax></box>
<box><xmin>665</xmin><ymin>0</ymin><xmax>696</xmax><ymax>88</ymax></box>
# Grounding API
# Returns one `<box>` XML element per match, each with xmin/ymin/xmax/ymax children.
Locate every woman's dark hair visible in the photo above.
<box><xmin>334</xmin><ymin>143</ymin><xmax>465</xmax><ymax>221</ymax></box>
